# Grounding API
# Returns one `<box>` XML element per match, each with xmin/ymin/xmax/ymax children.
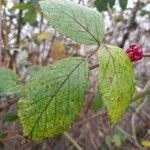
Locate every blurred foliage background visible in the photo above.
<box><xmin>0</xmin><ymin>0</ymin><xmax>150</xmax><ymax>149</ymax></box>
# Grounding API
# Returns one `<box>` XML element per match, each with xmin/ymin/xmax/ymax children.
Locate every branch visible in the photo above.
<box><xmin>89</xmin><ymin>52</ymin><xmax>150</xmax><ymax>70</ymax></box>
<box><xmin>64</xmin><ymin>132</ymin><xmax>83</xmax><ymax>150</ymax></box>
<box><xmin>119</xmin><ymin>0</ymin><xmax>141</xmax><ymax>48</ymax></box>
<box><xmin>132</xmin><ymin>80</ymin><xmax>150</xmax><ymax>102</ymax></box>
<box><xmin>75</xmin><ymin>111</ymin><xmax>104</xmax><ymax>127</ymax></box>
<box><xmin>0</xmin><ymin>99</ymin><xmax>17</xmax><ymax>112</ymax></box>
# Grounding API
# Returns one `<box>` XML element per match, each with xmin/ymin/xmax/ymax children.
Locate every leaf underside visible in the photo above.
<box><xmin>18</xmin><ymin>57</ymin><xmax>89</xmax><ymax>141</ymax></box>
<box><xmin>0</xmin><ymin>68</ymin><xmax>21</xmax><ymax>96</ymax></box>
<box><xmin>39</xmin><ymin>0</ymin><xmax>104</xmax><ymax>45</ymax></box>
<box><xmin>98</xmin><ymin>45</ymin><xmax>135</xmax><ymax>124</ymax></box>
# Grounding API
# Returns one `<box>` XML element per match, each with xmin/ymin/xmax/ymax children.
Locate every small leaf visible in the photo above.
<box><xmin>92</xmin><ymin>90</ymin><xmax>103</xmax><ymax>112</ymax></box>
<box><xmin>142</xmin><ymin>141</ymin><xmax>150</xmax><ymax>147</ymax></box>
<box><xmin>51</xmin><ymin>38</ymin><xmax>66</xmax><ymax>60</ymax></box>
<box><xmin>94</xmin><ymin>0</ymin><xmax>115</xmax><ymax>12</ymax></box>
<box><xmin>0</xmin><ymin>68</ymin><xmax>22</xmax><ymax>96</ymax></box>
<box><xmin>33</xmin><ymin>32</ymin><xmax>51</xmax><ymax>41</ymax></box>
<box><xmin>12</xmin><ymin>3</ymin><xmax>33</xmax><ymax>11</ymax></box>
<box><xmin>98</xmin><ymin>45</ymin><xmax>135</xmax><ymax>124</ymax></box>
<box><xmin>112</xmin><ymin>134</ymin><xmax>121</xmax><ymax>147</ymax></box>
<box><xmin>24</xmin><ymin>10</ymin><xmax>37</xmax><ymax>24</ymax></box>
<box><xmin>39</xmin><ymin>0</ymin><xmax>104</xmax><ymax>45</ymax></box>
<box><xmin>4</xmin><ymin>112</ymin><xmax>18</xmax><ymax>122</ymax></box>
<box><xmin>119</xmin><ymin>0</ymin><xmax>128</xmax><ymax>10</ymax></box>
<box><xmin>18</xmin><ymin>57</ymin><xmax>89</xmax><ymax>141</ymax></box>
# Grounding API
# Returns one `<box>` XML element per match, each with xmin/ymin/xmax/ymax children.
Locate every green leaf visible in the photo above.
<box><xmin>24</xmin><ymin>10</ymin><xmax>37</xmax><ymax>24</ymax></box>
<box><xmin>98</xmin><ymin>45</ymin><xmax>135</xmax><ymax>124</ymax></box>
<box><xmin>92</xmin><ymin>90</ymin><xmax>103</xmax><ymax>112</ymax></box>
<box><xmin>31</xmin><ymin>0</ymin><xmax>39</xmax><ymax>6</ymax></box>
<box><xmin>12</xmin><ymin>3</ymin><xmax>33</xmax><ymax>11</ymax></box>
<box><xmin>27</xmin><ymin>65</ymin><xmax>43</xmax><ymax>76</ymax></box>
<box><xmin>4</xmin><ymin>111</ymin><xmax>18</xmax><ymax>122</ymax></box>
<box><xmin>39</xmin><ymin>0</ymin><xmax>104</xmax><ymax>45</ymax></box>
<box><xmin>18</xmin><ymin>57</ymin><xmax>89</xmax><ymax>141</ymax></box>
<box><xmin>0</xmin><ymin>68</ymin><xmax>21</xmax><ymax>96</ymax></box>
<box><xmin>94</xmin><ymin>0</ymin><xmax>115</xmax><ymax>12</ymax></box>
<box><xmin>112</xmin><ymin>134</ymin><xmax>121</xmax><ymax>147</ymax></box>
<box><xmin>119</xmin><ymin>0</ymin><xmax>128</xmax><ymax>10</ymax></box>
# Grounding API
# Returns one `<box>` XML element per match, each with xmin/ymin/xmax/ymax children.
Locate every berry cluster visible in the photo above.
<box><xmin>126</xmin><ymin>43</ymin><xmax>143</xmax><ymax>62</ymax></box>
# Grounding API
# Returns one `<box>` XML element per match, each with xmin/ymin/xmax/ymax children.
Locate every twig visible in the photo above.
<box><xmin>132</xmin><ymin>80</ymin><xmax>150</xmax><ymax>102</ymax></box>
<box><xmin>64</xmin><ymin>132</ymin><xmax>83</xmax><ymax>150</ymax></box>
<box><xmin>16</xmin><ymin>0</ymin><xmax>23</xmax><ymax>47</ymax></box>
<box><xmin>87</xmin><ymin>45</ymin><xmax>101</xmax><ymax>59</ymax></box>
<box><xmin>131</xmin><ymin>99</ymin><xmax>148</xmax><ymax>150</ymax></box>
<box><xmin>89</xmin><ymin>52</ymin><xmax>150</xmax><ymax>70</ymax></box>
<box><xmin>75</xmin><ymin>111</ymin><xmax>104</xmax><ymax>127</ymax></box>
<box><xmin>89</xmin><ymin>64</ymin><xmax>99</xmax><ymax>70</ymax></box>
<box><xmin>143</xmin><ymin>53</ymin><xmax>150</xmax><ymax>57</ymax></box>
<box><xmin>119</xmin><ymin>0</ymin><xmax>141</xmax><ymax>48</ymax></box>
<box><xmin>0</xmin><ymin>99</ymin><xmax>17</xmax><ymax>112</ymax></box>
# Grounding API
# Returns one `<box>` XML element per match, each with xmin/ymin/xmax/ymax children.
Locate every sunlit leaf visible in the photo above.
<box><xmin>0</xmin><ymin>68</ymin><xmax>22</xmax><ymax>96</ymax></box>
<box><xmin>39</xmin><ymin>0</ymin><xmax>104</xmax><ymax>45</ymax></box>
<box><xmin>142</xmin><ymin>141</ymin><xmax>150</xmax><ymax>147</ymax></box>
<box><xmin>18</xmin><ymin>57</ymin><xmax>89</xmax><ymax>141</ymax></box>
<box><xmin>98</xmin><ymin>45</ymin><xmax>135</xmax><ymax>124</ymax></box>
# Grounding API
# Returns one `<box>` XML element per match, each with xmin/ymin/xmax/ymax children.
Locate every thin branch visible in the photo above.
<box><xmin>143</xmin><ymin>53</ymin><xmax>150</xmax><ymax>57</ymax></box>
<box><xmin>119</xmin><ymin>0</ymin><xmax>141</xmax><ymax>48</ymax></box>
<box><xmin>89</xmin><ymin>52</ymin><xmax>150</xmax><ymax>70</ymax></box>
<box><xmin>89</xmin><ymin>64</ymin><xmax>99</xmax><ymax>70</ymax></box>
<box><xmin>64</xmin><ymin>132</ymin><xmax>83</xmax><ymax>150</ymax></box>
<box><xmin>0</xmin><ymin>99</ymin><xmax>17</xmax><ymax>112</ymax></box>
<box><xmin>131</xmin><ymin>98</ymin><xmax>149</xmax><ymax>150</ymax></box>
<box><xmin>16</xmin><ymin>0</ymin><xmax>23</xmax><ymax>46</ymax></box>
<box><xmin>74</xmin><ymin>111</ymin><xmax>104</xmax><ymax>127</ymax></box>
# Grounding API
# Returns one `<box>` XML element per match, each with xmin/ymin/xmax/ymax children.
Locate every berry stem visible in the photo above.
<box><xmin>89</xmin><ymin>53</ymin><xmax>150</xmax><ymax>70</ymax></box>
<box><xmin>143</xmin><ymin>53</ymin><xmax>150</xmax><ymax>57</ymax></box>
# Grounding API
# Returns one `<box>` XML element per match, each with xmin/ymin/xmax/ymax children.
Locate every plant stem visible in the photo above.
<box><xmin>89</xmin><ymin>53</ymin><xmax>150</xmax><ymax>70</ymax></box>
<box><xmin>64</xmin><ymin>132</ymin><xmax>83</xmax><ymax>150</ymax></box>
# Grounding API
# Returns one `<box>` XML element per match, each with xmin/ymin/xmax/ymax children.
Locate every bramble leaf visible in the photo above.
<box><xmin>18</xmin><ymin>57</ymin><xmax>89</xmax><ymax>141</ymax></box>
<box><xmin>39</xmin><ymin>0</ymin><xmax>104</xmax><ymax>45</ymax></box>
<box><xmin>94</xmin><ymin>0</ymin><xmax>115</xmax><ymax>12</ymax></box>
<box><xmin>98</xmin><ymin>45</ymin><xmax>135</xmax><ymax>124</ymax></box>
<box><xmin>119</xmin><ymin>0</ymin><xmax>128</xmax><ymax>10</ymax></box>
<box><xmin>0</xmin><ymin>68</ymin><xmax>21</xmax><ymax>96</ymax></box>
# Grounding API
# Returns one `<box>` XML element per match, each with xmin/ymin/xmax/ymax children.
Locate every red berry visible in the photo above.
<box><xmin>126</xmin><ymin>43</ymin><xmax>143</xmax><ymax>62</ymax></box>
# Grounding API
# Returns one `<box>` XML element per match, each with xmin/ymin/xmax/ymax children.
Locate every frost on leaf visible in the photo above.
<box><xmin>18</xmin><ymin>57</ymin><xmax>89</xmax><ymax>141</ymax></box>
